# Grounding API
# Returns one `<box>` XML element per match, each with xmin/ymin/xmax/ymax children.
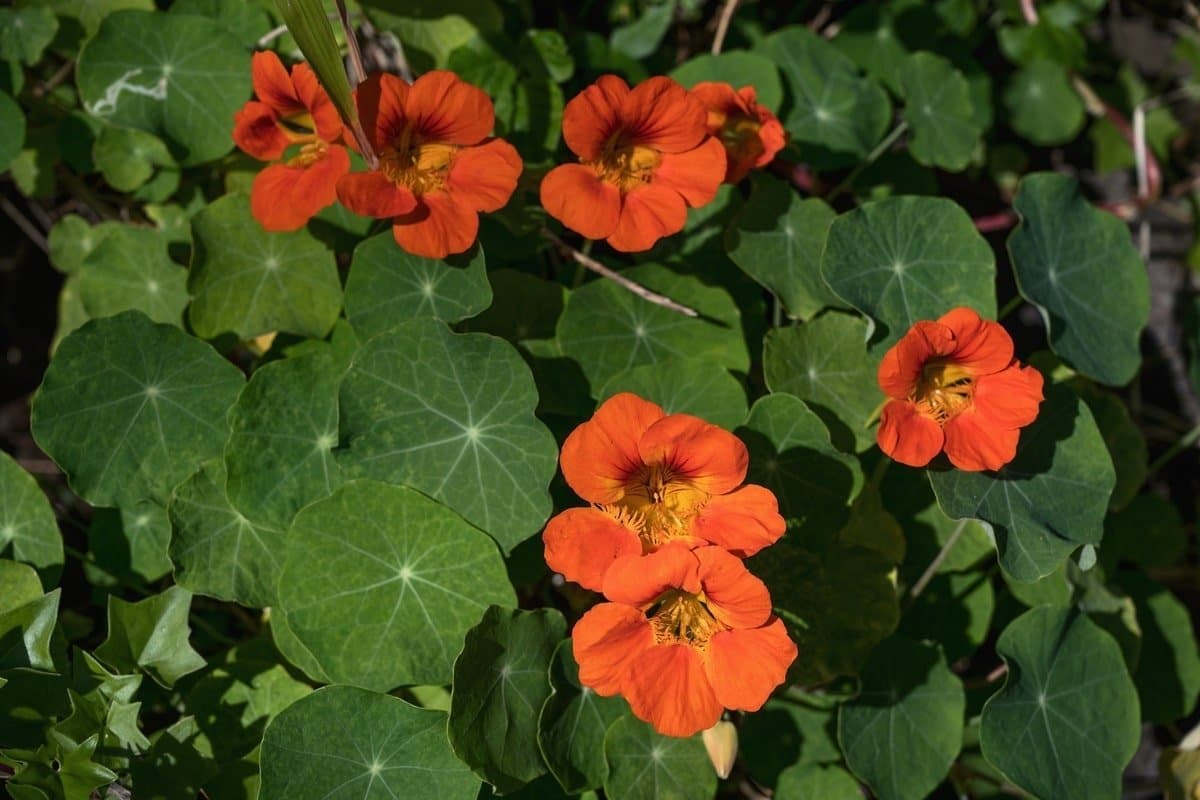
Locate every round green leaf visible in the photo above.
<box><xmin>929</xmin><ymin>382</ymin><xmax>1115</xmax><ymax>582</ymax></box>
<box><xmin>776</xmin><ymin>763</ymin><xmax>862</xmax><ymax>800</ymax></box>
<box><xmin>0</xmin><ymin>91</ymin><xmax>24</xmax><ymax>172</ymax></box>
<box><xmin>537</xmin><ymin>641</ymin><xmax>627</xmax><ymax>793</ymax></box>
<box><xmin>1008</xmin><ymin>172</ymin><xmax>1149</xmax><ymax>386</ymax></box>
<box><xmin>448</xmin><ymin>606</ymin><xmax>566</xmax><ymax>792</ymax></box>
<box><xmin>1070</xmin><ymin>380</ymin><xmax>1146</xmax><ymax>510</ymax></box>
<box><xmin>92</xmin><ymin>124</ymin><xmax>174</xmax><ymax>192</ymax></box>
<box><xmin>76</xmin><ymin>10</ymin><xmax>249</xmax><ymax>165</ymax></box>
<box><xmin>462</xmin><ymin>268</ymin><xmax>565</xmax><ymax>342</ymax></box>
<box><xmin>839</xmin><ymin>638</ymin><xmax>965</xmax><ymax>800</ymax></box>
<box><xmin>168</xmin><ymin>461</ymin><xmax>285</xmax><ymax>608</ymax></box>
<box><xmin>31</xmin><ymin>310</ymin><xmax>245</xmax><ymax>508</ymax></box>
<box><xmin>77</xmin><ymin>225</ymin><xmax>188</xmax><ymax>326</ymax></box>
<box><xmin>0</xmin><ymin>452</ymin><xmax>63</xmax><ymax>575</ymax></box>
<box><xmin>821</xmin><ymin>196</ymin><xmax>996</xmax><ymax>345</ymax></box>
<box><xmin>556</xmin><ymin>264</ymin><xmax>749</xmax><ymax>391</ymax></box>
<box><xmin>603</xmin><ymin>715</ymin><xmax>716</xmax><ymax>800</ymax></box>
<box><xmin>670</xmin><ymin>50</ymin><xmax>783</xmax><ymax>110</ymax></box>
<box><xmin>1101</xmin><ymin>493</ymin><xmax>1186</xmax><ymax>571</ymax></box>
<box><xmin>598</xmin><ymin>358</ymin><xmax>748</xmax><ymax>430</ymax></box>
<box><xmin>224</xmin><ymin>354</ymin><xmax>343</xmax><ymax>529</ymax></box>
<box><xmin>980</xmin><ymin>606</ymin><xmax>1140</xmax><ymax>800</ymax></box>
<box><xmin>762</xmin><ymin>312</ymin><xmax>881</xmax><ymax>452</ymax></box>
<box><xmin>898</xmin><ymin>52</ymin><xmax>982</xmax><ymax>171</ymax></box>
<box><xmin>0</xmin><ymin>560</ymin><xmax>44</xmax><ymax>615</ymax></box>
<box><xmin>260</xmin><ymin>685</ymin><xmax>480</xmax><ymax>800</ymax></box>
<box><xmin>277</xmin><ymin>480</ymin><xmax>516</xmax><ymax>690</ymax></box>
<box><xmin>1004</xmin><ymin>60</ymin><xmax>1085</xmax><ymax>146</ymax></box>
<box><xmin>344</xmin><ymin>234</ymin><xmax>492</xmax><ymax>336</ymax></box>
<box><xmin>188</xmin><ymin>193</ymin><xmax>343</xmax><ymax>341</ymax></box>
<box><xmin>725</xmin><ymin>174</ymin><xmax>845</xmax><ymax>320</ymax></box>
<box><xmin>337</xmin><ymin>319</ymin><xmax>557</xmax><ymax>552</ymax></box>
<box><xmin>95</xmin><ymin>586</ymin><xmax>206</xmax><ymax>687</ymax></box>
<box><xmin>0</xmin><ymin>6</ymin><xmax>57</xmax><ymax>65</ymax></box>
<box><xmin>0</xmin><ymin>587</ymin><xmax>59</xmax><ymax>672</ymax></box>
<box><xmin>170</xmin><ymin>0</ymin><xmax>271</xmax><ymax>47</ymax></box>
<box><xmin>47</xmin><ymin>216</ymin><xmax>121</xmax><ymax>275</ymax></box>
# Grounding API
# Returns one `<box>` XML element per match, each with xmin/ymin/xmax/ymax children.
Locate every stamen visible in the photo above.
<box><xmin>648</xmin><ymin>591</ymin><xmax>725</xmax><ymax>649</ymax></box>
<box><xmin>378</xmin><ymin>129</ymin><xmax>458</xmax><ymax>194</ymax></box>
<box><xmin>912</xmin><ymin>360</ymin><xmax>975</xmax><ymax>425</ymax></box>
<box><xmin>588</xmin><ymin>136</ymin><xmax>662</xmax><ymax>193</ymax></box>
<box><xmin>600</xmin><ymin>464</ymin><xmax>711</xmax><ymax>548</ymax></box>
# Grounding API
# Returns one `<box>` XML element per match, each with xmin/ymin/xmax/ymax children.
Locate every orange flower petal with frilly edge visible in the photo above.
<box><xmin>543</xmin><ymin>507</ymin><xmax>641</xmax><ymax>592</ymax></box>
<box><xmin>560</xmin><ymin>393</ymin><xmax>667</xmax><ymax>505</ymax></box>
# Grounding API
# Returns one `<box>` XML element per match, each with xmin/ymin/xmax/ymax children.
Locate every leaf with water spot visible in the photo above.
<box><xmin>260</xmin><ymin>685</ymin><xmax>480</xmax><ymax>800</ymax></box>
<box><xmin>0</xmin><ymin>452</ymin><xmax>62</xmax><ymax>577</ymax></box>
<box><xmin>188</xmin><ymin>193</ymin><xmax>343</xmax><ymax>341</ymax></box>
<box><xmin>448</xmin><ymin>606</ymin><xmax>566</xmax><ymax>792</ymax></box>
<box><xmin>31</xmin><ymin>310</ymin><xmax>245</xmax><ymax>508</ymax></box>
<box><xmin>337</xmin><ymin>318</ymin><xmax>557</xmax><ymax>553</ymax></box>
<box><xmin>276</xmin><ymin>480</ymin><xmax>516</xmax><ymax>690</ymax></box>
<box><xmin>602</xmin><ymin>715</ymin><xmax>716</xmax><ymax>800</ymax></box>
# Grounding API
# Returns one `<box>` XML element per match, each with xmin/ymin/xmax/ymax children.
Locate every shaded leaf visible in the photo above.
<box><xmin>603</xmin><ymin>715</ymin><xmax>716</xmax><ymax>800</ymax></box>
<box><xmin>671</xmin><ymin>50</ymin><xmax>784</xmax><ymax>110</ymax></box>
<box><xmin>898</xmin><ymin>52</ymin><xmax>982</xmax><ymax>171</ymax></box>
<box><xmin>0</xmin><ymin>452</ymin><xmax>63</xmax><ymax>576</ymax></box>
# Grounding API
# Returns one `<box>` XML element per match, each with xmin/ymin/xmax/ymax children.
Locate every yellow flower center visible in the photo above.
<box><xmin>648</xmin><ymin>590</ymin><xmax>725</xmax><ymax>649</ymax></box>
<box><xmin>913</xmin><ymin>360</ymin><xmax>975</xmax><ymax>425</ymax></box>
<box><xmin>600</xmin><ymin>464</ymin><xmax>709</xmax><ymax>549</ymax></box>
<box><xmin>379</xmin><ymin>127</ymin><xmax>458</xmax><ymax>195</ymax></box>
<box><xmin>277</xmin><ymin>111</ymin><xmax>317</xmax><ymax>141</ymax></box>
<box><xmin>719</xmin><ymin>115</ymin><xmax>762</xmax><ymax>157</ymax></box>
<box><xmin>589</xmin><ymin>137</ymin><xmax>661</xmax><ymax>193</ymax></box>
<box><xmin>285</xmin><ymin>140</ymin><xmax>328</xmax><ymax>168</ymax></box>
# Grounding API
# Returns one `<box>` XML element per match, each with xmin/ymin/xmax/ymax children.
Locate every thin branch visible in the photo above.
<box><xmin>0</xmin><ymin>196</ymin><xmax>49</xmax><ymax>254</ymax></box>
<box><xmin>33</xmin><ymin>58</ymin><xmax>74</xmax><ymax>98</ymax></box>
<box><xmin>908</xmin><ymin>519</ymin><xmax>968</xmax><ymax>600</ymax></box>
<box><xmin>335</xmin><ymin>0</ymin><xmax>366</xmax><ymax>86</ymax></box>
<box><xmin>711</xmin><ymin>0</ymin><xmax>740</xmax><ymax>55</ymax></box>
<box><xmin>1146</xmin><ymin>423</ymin><xmax>1200</xmax><ymax>478</ymax></box>
<box><xmin>1019</xmin><ymin>0</ymin><xmax>1038</xmax><ymax>24</ymax></box>
<box><xmin>825</xmin><ymin>120</ymin><xmax>908</xmax><ymax>201</ymax></box>
<box><xmin>541</xmin><ymin>229</ymin><xmax>700</xmax><ymax>317</ymax></box>
<box><xmin>256</xmin><ymin>23</ymin><xmax>289</xmax><ymax>48</ymax></box>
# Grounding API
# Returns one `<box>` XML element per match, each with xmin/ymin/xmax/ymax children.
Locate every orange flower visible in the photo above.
<box><xmin>877</xmin><ymin>307</ymin><xmax>1044</xmax><ymax>471</ymax></box>
<box><xmin>233</xmin><ymin>51</ymin><xmax>351</xmax><ymax>231</ymax></box>
<box><xmin>335</xmin><ymin>71</ymin><xmax>522</xmax><ymax>260</ymax></box>
<box><xmin>544</xmin><ymin>393</ymin><xmax>785</xmax><ymax>591</ymax></box>
<box><xmin>540</xmin><ymin>75</ymin><xmax>726</xmax><ymax>252</ymax></box>
<box><xmin>691</xmin><ymin>82</ymin><xmax>786</xmax><ymax>183</ymax></box>
<box><xmin>573</xmin><ymin>543</ymin><xmax>796</xmax><ymax>737</ymax></box>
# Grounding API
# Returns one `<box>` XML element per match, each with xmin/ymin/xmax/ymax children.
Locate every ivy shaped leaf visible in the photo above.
<box><xmin>980</xmin><ymin>606</ymin><xmax>1140</xmax><ymax>800</ymax></box>
<box><xmin>602</xmin><ymin>715</ymin><xmax>717</xmax><ymax>800</ymax></box>
<box><xmin>0</xmin><ymin>588</ymin><xmax>60</xmax><ymax>672</ymax></box>
<box><xmin>0</xmin><ymin>452</ymin><xmax>63</xmax><ymax>576</ymax></box>
<box><xmin>448</xmin><ymin>606</ymin><xmax>566</xmax><ymax>793</ymax></box>
<box><xmin>95</xmin><ymin>586</ymin><xmax>206</xmax><ymax>687</ymax></box>
<box><xmin>898</xmin><ymin>52</ymin><xmax>983</xmax><ymax>171</ymax></box>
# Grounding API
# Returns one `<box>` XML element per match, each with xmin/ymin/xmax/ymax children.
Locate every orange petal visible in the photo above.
<box><xmin>754</xmin><ymin>111</ymin><xmax>787</xmax><ymax>167</ymax></box>
<box><xmin>405</xmin><ymin>70</ymin><xmax>494</xmax><ymax>146</ymax></box>
<box><xmin>620</xmin><ymin>76</ymin><xmax>708</xmax><ymax>154</ymax></box>
<box><xmin>251</xmin><ymin>51</ymin><xmax>303</xmax><ymax>116</ymax></box>
<box><xmin>562</xmin><ymin>74</ymin><xmax>630</xmax><ymax>160</ymax></box>
<box><xmin>653</xmin><ymin>137</ymin><xmax>727</xmax><ymax>207</ymax></box>
<box><xmin>690</xmin><ymin>81</ymin><xmax>745</xmax><ymax>122</ymax></box>
<box><xmin>606</xmin><ymin>183</ymin><xmax>689</xmax><ymax>252</ymax></box>
<box><xmin>540</xmin><ymin>163</ymin><xmax>621</xmax><ymax>241</ymax></box>
<box><xmin>543</xmin><ymin>507</ymin><xmax>641</xmax><ymax>592</ymax></box>
<box><xmin>637</xmin><ymin>414</ymin><xmax>748</xmax><ymax>496</ymax></box>
<box><xmin>391</xmin><ymin>192</ymin><xmax>480</xmax><ymax>259</ymax></box>
<box><xmin>250</xmin><ymin>145</ymin><xmax>351</xmax><ymax>232</ymax></box>
<box><xmin>233</xmin><ymin>101</ymin><xmax>289</xmax><ymax>161</ymax></box>
<box><xmin>356</xmin><ymin>72</ymin><xmax>410</xmax><ymax>150</ymax></box>
<box><xmin>939</xmin><ymin>307</ymin><xmax>1014</xmax><ymax>376</ymax></box>
<box><xmin>336</xmin><ymin>170</ymin><xmax>418</xmax><ymax>219</ymax></box>
<box><xmin>877</xmin><ymin>320</ymin><xmax>956</xmax><ymax>399</ymax></box>
<box><xmin>973</xmin><ymin>364</ymin><xmax>1044</xmax><ymax>429</ymax></box>
<box><xmin>878</xmin><ymin>399</ymin><xmax>944</xmax><ymax>467</ymax></box>
<box><xmin>292</xmin><ymin>62</ymin><xmax>343</xmax><ymax>143</ymax></box>
<box><xmin>560</xmin><ymin>393</ymin><xmax>666</xmax><ymax>505</ymax></box>
<box><xmin>694</xmin><ymin>547</ymin><xmax>772</xmax><ymax>629</ymax></box>
<box><xmin>603</xmin><ymin>541</ymin><xmax>701</xmax><ymax>606</ymax></box>
<box><xmin>706</xmin><ymin>619</ymin><xmax>797</xmax><ymax>711</ymax></box>
<box><xmin>689</xmin><ymin>484</ymin><xmax>784</xmax><ymax>557</ymax></box>
<box><xmin>573</xmin><ymin>603</ymin><xmax>654</xmax><ymax>696</ymax></box>
<box><xmin>447</xmin><ymin>138</ymin><xmax>522</xmax><ymax>213</ymax></box>
<box><xmin>624</xmin><ymin>644</ymin><xmax>723</xmax><ymax>737</ymax></box>
<box><xmin>942</xmin><ymin>410</ymin><xmax>1021</xmax><ymax>472</ymax></box>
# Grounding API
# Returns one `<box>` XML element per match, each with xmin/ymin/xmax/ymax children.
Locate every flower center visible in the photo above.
<box><xmin>590</xmin><ymin>137</ymin><xmax>661</xmax><ymax>193</ymax></box>
<box><xmin>277</xmin><ymin>111</ymin><xmax>317</xmax><ymax>141</ymax></box>
<box><xmin>719</xmin><ymin>115</ymin><xmax>763</xmax><ymax>158</ymax></box>
<box><xmin>648</xmin><ymin>590</ymin><xmax>725</xmax><ymax>649</ymax></box>
<box><xmin>913</xmin><ymin>360</ymin><xmax>975</xmax><ymax>425</ymax></box>
<box><xmin>285</xmin><ymin>140</ymin><xmax>329</xmax><ymax>168</ymax></box>
<box><xmin>600</xmin><ymin>464</ymin><xmax>709</xmax><ymax>549</ymax></box>
<box><xmin>379</xmin><ymin>127</ymin><xmax>458</xmax><ymax>195</ymax></box>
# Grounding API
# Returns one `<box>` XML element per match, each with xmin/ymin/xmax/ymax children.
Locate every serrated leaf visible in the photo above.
<box><xmin>0</xmin><ymin>589</ymin><xmax>59</xmax><ymax>672</ymax></box>
<box><xmin>1004</xmin><ymin>60</ymin><xmax>1085</xmax><ymax>145</ymax></box>
<box><xmin>188</xmin><ymin>193</ymin><xmax>343</xmax><ymax>340</ymax></box>
<box><xmin>448</xmin><ymin>606</ymin><xmax>565</xmax><ymax>792</ymax></box>
<box><xmin>0</xmin><ymin>90</ymin><xmax>24</xmax><ymax>172</ymax></box>
<box><xmin>56</xmin><ymin>650</ymin><xmax>149</xmax><ymax>758</ymax></box>
<box><xmin>537</xmin><ymin>641</ymin><xmax>627</xmax><ymax>793</ymax></box>
<box><xmin>1008</xmin><ymin>172</ymin><xmax>1149</xmax><ymax>386</ymax></box>
<box><xmin>725</xmin><ymin>174</ymin><xmax>844</xmax><ymax>320</ymax></box>
<box><xmin>31</xmin><ymin>311</ymin><xmax>245</xmax><ymax>508</ymax></box>
<box><xmin>598</xmin><ymin>358</ymin><xmax>747</xmax><ymax>430</ymax></box>
<box><xmin>670</xmin><ymin>50</ymin><xmax>784</xmax><ymax>110</ymax></box>
<box><xmin>344</xmin><ymin>234</ymin><xmax>492</xmax><ymax>336</ymax></box>
<box><xmin>980</xmin><ymin>606</ymin><xmax>1140</xmax><ymax>800</ymax></box>
<box><xmin>4</xmin><ymin>730</ymin><xmax>117</xmax><ymax>800</ymax></box>
<box><xmin>929</xmin><ymin>383</ymin><xmax>1114</xmax><ymax>581</ymax></box>
<box><xmin>76</xmin><ymin>10</ymin><xmax>250</xmax><ymax>165</ymax></box>
<box><xmin>776</xmin><ymin>763</ymin><xmax>862</xmax><ymax>800</ymax></box>
<box><xmin>839</xmin><ymin>638</ymin><xmax>964</xmax><ymax>800</ymax></box>
<box><xmin>0</xmin><ymin>452</ymin><xmax>63</xmax><ymax>576</ymax></box>
<box><xmin>77</xmin><ymin>225</ymin><xmax>188</xmax><ymax>326</ymax></box>
<box><xmin>95</xmin><ymin>586</ymin><xmax>206</xmax><ymax>687</ymax></box>
<box><xmin>602</xmin><ymin>715</ymin><xmax>716</xmax><ymax>800</ymax></box>
<box><xmin>277</xmin><ymin>480</ymin><xmax>516</xmax><ymax>689</ymax></box>
<box><xmin>898</xmin><ymin>52</ymin><xmax>982</xmax><ymax>171</ymax></box>
<box><xmin>337</xmin><ymin>318</ymin><xmax>557</xmax><ymax>552</ymax></box>
<box><xmin>0</xmin><ymin>6</ymin><xmax>57</xmax><ymax>65</ymax></box>
<box><xmin>260</xmin><ymin>685</ymin><xmax>480</xmax><ymax>800</ymax></box>
<box><xmin>821</xmin><ymin>196</ymin><xmax>996</xmax><ymax>345</ymax></box>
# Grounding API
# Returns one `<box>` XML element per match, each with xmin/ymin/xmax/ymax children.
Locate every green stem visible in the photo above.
<box><xmin>1146</xmin><ymin>422</ymin><xmax>1200</xmax><ymax>478</ymax></box>
<box><xmin>907</xmin><ymin>519</ymin><xmax>968</xmax><ymax>602</ymax></box>
<box><xmin>826</xmin><ymin>120</ymin><xmax>909</xmax><ymax>201</ymax></box>
<box><xmin>998</xmin><ymin>295</ymin><xmax>1024</xmax><ymax>320</ymax></box>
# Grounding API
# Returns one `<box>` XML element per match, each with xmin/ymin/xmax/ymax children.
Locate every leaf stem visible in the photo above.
<box><xmin>908</xmin><ymin>518</ymin><xmax>968</xmax><ymax>601</ymax></box>
<box><xmin>825</xmin><ymin>120</ymin><xmax>908</xmax><ymax>201</ymax></box>
<box><xmin>711</xmin><ymin>0</ymin><xmax>741</xmax><ymax>55</ymax></box>
<box><xmin>997</xmin><ymin>295</ymin><xmax>1024</xmax><ymax>320</ymax></box>
<box><xmin>1146</xmin><ymin>422</ymin><xmax>1200</xmax><ymax>478</ymax></box>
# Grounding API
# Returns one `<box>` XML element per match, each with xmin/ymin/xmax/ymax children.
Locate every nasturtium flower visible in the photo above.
<box><xmin>573</xmin><ymin>543</ymin><xmax>796</xmax><ymax>737</ymax></box>
<box><xmin>232</xmin><ymin>51</ymin><xmax>351</xmax><ymax>232</ymax></box>
<box><xmin>336</xmin><ymin>70</ymin><xmax>522</xmax><ymax>259</ymax></box>
<box><xmin>540</xmin><ymin>75</ymin><xmax>726</xmax><ymax>252</ymax></box>
<box><xmin>544</xmin><ymin>393</ymin><xmax>785</xmax><ymax>592</ymax></box>
<box><xmin>691</xmin><ymin>82</ymin><xmax>786</xmax><ymax>184</ymax></box>
<box><xmin>877</xmin><ymin>307</ymin><xmax>1044</xmax><ymax>472</ymax></box>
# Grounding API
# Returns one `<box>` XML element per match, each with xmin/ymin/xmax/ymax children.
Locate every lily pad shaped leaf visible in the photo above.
<box><xmin>277</xmin><ymin>480</ymin><xmax>516</xmax><ymax>690</ymax></box>
<box><xmin>337</xmin><ymin>318</ymin><xmax>557</xmax><ymax>553</ymax></box>
<box><xmin>31</xmin><ymin>310</ymin><xmax>245</xmax><ymax>508</ymax></box>
<box><xmin>260</xmin><ymin>685</ymin><xmax>480</xmax><ymax>800</ymax></box>
<box><xmin>1008</xmin><ymin>172</ymin><xmax>1149</xmax><ymax>386</ymax></box>
<box><xmin>929</xmin><ymin>382</ymin><xmax>1115</xmax><ymax>582</ymax></box>
<box><xmin>76</xmin><ymin>10</ymin><xmax>250</xmax><ymax>165</ymax></box>
<box><xmin>821</xmin><ymin>196</ymin><xmax>996</xmax><ymax>345</ymax></box>
<box><xmin>670</xmin><ymin>50</ymin><xmax>784</xmax><ymax>110</ymax></box>
<box><xmin>603</xmin><ymin>715</ymin><xmax>717</xmax><ymax>800</ymax></box>
<box><xmin>77</xmin><ymin>224</ymin><xmax>188</xmax><ymax>326</ymax></box>
<box><xmin>898</xmin><ymin>52</ymin><xmax>983</xmax><ymax>172</ymax></box>
<box><xmin>0</xmin><ymin>452</ymin><xmax>63</xmax><ymax>574</ymax></box>
<box><xmin>598</xmin><ymin>358</ymin><xmax>748</xmax><ymax>430</ymax></box>
<box><xmin>980</xmin><ymin>606</ymin><xmax>1140</xmax><ymax>800</ymax></box>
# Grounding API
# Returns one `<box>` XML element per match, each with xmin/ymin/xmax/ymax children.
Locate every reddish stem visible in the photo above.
<box><xmin>973</xmin><ymin>210</ymin><xmax>1019</xmax><ymax>233</ymax></box>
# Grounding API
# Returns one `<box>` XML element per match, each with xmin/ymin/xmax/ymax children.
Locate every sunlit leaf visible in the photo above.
<box><xmin>603</xmin><ymin>715</ymin><xmax>716</xmax><ymax>800</ymax></box>
<box><xmin>95</xmin><ymin>586</ymin><xmax>206</xmax><ymax>687</ymax></box>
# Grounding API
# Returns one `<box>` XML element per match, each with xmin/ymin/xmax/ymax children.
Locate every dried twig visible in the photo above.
<box><xmin>541</xmin><ymin>229</ymin><xmax>700</xmax><ymax>318</ymax></box>
<box><xmin>909</xmin><ymin>519</ymin><xmax>968</xmax><ymax>600</ymax></box>
<box><xmin>710</xmin><ymin>0</ymin><xmax>740</xmax><ymax>55</ymax></box>
<box><xmin>1019</xmin><ymin>0</ymin><xmax>1038</xmax><ymax>24</ymax></box>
